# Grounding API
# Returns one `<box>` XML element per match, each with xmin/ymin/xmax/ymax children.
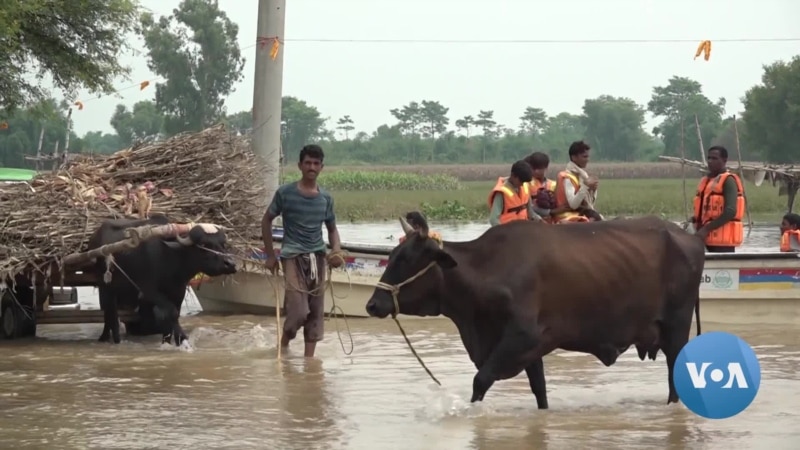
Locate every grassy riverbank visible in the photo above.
<box><xmin>274</xmin><ymin>166</ymin><xmax>786</xmax><ymax>223</ymax></box>
<box><xmin>287</xmin><ymin>162</ymin><xmax>693</xmax><ymax>181</ymax></box>
<box><xmin>329</xmin><ymin>178</ymin><xmax>786</xmax><ymax>223</ymax></box>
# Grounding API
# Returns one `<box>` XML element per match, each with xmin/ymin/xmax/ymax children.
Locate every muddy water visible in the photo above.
<box><xmin>1</xmin><ymin>222</ymin><xmax>798</xmax><ymax>449</ymax></box>
<box><xmin>1</xmin><ymin>318</ymin><xmax>799</xmax><ymax>449</ymax></box>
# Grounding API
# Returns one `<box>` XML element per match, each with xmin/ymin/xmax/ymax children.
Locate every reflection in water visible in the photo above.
<box><xmin>1</xmin><ymin>317</ymin><xmax>797</xmax><ymax>449</ymax></box>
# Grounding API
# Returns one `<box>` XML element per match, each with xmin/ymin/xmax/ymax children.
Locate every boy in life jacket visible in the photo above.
<box><xmin>779</xmin><ymin>213</ymin><xmax>800</xmax><ymax>252</ymax></box>
<box><xmin>488</xmin><ymin>160</ymin><xmax>537</xmax><ymax>226</ymax></box>
<box><xmin>524</xmin><ymin>151</ymin><xmax>569</xmax><ymax>223</ymax></box>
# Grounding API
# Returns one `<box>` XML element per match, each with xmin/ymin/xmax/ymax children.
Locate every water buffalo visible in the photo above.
<box><xmin>86</xmin><ymin>214</ymin><xmax>237</xmax><ymax>345</ymax></box>
<box><xmin>365</xmin><ymin>212</ymin><xmax>704</xmax><ymax>409</ymax></box>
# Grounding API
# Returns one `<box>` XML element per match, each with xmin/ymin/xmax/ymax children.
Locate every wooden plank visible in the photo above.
<box><xmin>35</xmin><ymin>309</ymin><xmax>139</xmax><ymax>325</ymax></box>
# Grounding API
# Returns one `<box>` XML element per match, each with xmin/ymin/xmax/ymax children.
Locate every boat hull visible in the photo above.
<box><xmin>194</xmin><ymin>243</ymin><xmax>800</xmax><ymax>325</ymax></box>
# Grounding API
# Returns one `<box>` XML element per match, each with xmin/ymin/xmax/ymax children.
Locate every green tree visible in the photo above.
<box><xmin>520</xmin><ymin>107</ymin><xmax>549</xmax><ymax>135</ymax></box>
<box><xmin>223</xmin><ymin>110</ymin><xmax>253</xmax><ymax>135</ymax></box>
<box><xmin>82</xmin><ymin>131</ymin><xmax>124</xmax><ymax>154</ymax></box>
<box><xmin>110</xmin><ymin>100</ymin><xmax>165</xmax><ymax>147</ymax></box>
<box><xmin>390</xmin><ymin>101</ymin><xmax>425</xmax><ymax>163</ymax></box>
<box><xmin>140</xmin><ymin>0</ymin><xmax>245</xmax><ymax>136</ymax></box>
<box><xmin>647</xmin><ymin>76</ymin><xmax>726</xmax><ymax>157</ymax></box>
<box><xmin>336</xmin><ymin>115</ymin><xmax>355</xmax><ymax>140</ymax></box>
<box><xmin>742</xmin><ymin>55</ymin><xmax>800</xmax><ymax>163</ymax></box>
<box><xmin>474</xmin><ymin>110</ymin><xmax>497</xmax><ymax>163</ymax></box>
<box><xmin>0</xmin><ymin>0</ymin><xmax>142</xmax><ymax>113</ymax></box>
<box><xmin>581</xmin><ymin>95</ymin><xmax>647</xmax><ymax>161</ymax></box>
<box><xmin>0</xmin><ymin>99</ymin><xmax>83</xmax><ymax>168</ymax></box>
<box><xmin>455</xmin><ymin>115</ymin><xmax>475</xmax><ymax>137</ymax></box>
<box><xmin>280</xmin><ymin>96</ymin><xmax>328</xmax><ymax>164</ymax></box>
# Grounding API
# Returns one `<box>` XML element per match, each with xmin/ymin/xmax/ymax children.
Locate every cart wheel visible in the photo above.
<box><xmin>1</xmin><ymin>295</ymin><xmax>36</xmax><ymax>339</ymax></box>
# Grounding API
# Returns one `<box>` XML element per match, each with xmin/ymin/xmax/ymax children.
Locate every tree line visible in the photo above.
<box><xmin>1</xmin><ymin>0</ymin><xmax>799</xmax><ymax>168</ymax></box>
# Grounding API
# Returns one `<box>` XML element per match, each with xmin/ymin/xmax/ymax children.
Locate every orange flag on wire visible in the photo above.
<box><xmin>140</xmin><ymin>80</ymin><xmax>150</xmax><ymax>90</ymax></box>
<box><xmin>74</xmin><ymin>101</ymin><xmax>84</xmax><ymax>110</ymax></box>
<box><xmin>694</xmin><ymin>40</ymin><xmax>712</xmax><ymax>61</ymax></box>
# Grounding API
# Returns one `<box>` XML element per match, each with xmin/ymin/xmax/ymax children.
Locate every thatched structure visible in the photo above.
<box><xmin>0</xmin><ymin>123</ymin><xmax>275</xmax><ymax>284</ymax></box>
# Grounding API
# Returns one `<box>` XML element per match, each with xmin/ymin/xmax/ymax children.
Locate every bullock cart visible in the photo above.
<box><xmin>0</xmin><ymin>124</ymin><xmax>274</xmax><ymax>340</ymax></box>
<box><xmin>0</xmin><ymin>223</ymin><xmax>202</xmax><ymax>339</ymax></box>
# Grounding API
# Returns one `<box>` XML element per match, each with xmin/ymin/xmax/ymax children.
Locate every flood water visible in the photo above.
<box><xmin>1</xmin><ymin>222</ymin><xmax>798</xmax><ymax>449</ymax></box>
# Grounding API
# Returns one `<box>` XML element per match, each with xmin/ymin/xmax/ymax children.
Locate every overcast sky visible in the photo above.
<box><xmin>61</xmin><ymin>0</ymin><xmax>799</xmax><ymax>138</ymax></box>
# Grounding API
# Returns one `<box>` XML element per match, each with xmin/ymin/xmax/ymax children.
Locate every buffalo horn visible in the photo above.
<box><xmin>176</xmin><ymin>234</ymin><xmax>194</xmax><ymax>246</ymax></box>
<box><xmin>399</xmin><ymin>216</ymin><xmax>414</xmax><ymax>235</ymax></box>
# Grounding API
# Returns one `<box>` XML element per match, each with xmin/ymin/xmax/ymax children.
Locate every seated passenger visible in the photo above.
<box><xmin>488</xmin><ymin>160</ymin><xmax>538</xmax><ymax>226</ymax></box>
<box><xmin>553</xmin><ymin>140</ymin><xmax>603</xmax><ymax>224</ymax></box>
<box><xmin>524</xmin><ymin>151</ymin><xmax>569</xmax><ymax>223</ymax></box>
<box><xmin>779</xmin><ymin>213</ymin><xmax>800</xmax><ymax>252</ymax></box>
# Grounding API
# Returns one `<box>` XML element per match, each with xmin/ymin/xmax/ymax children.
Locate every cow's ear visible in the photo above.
<box><xmin>162</xmin><ymin>240</ymin><xmax>183</xmax><ymax>250</ymax></box>
<box><xmin>433</xmin><ymin>249</ymin><xmax>457</xmax><ymax>270</ymax></box>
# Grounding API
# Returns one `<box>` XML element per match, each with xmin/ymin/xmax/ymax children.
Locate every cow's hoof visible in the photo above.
<box><xmin>98</xmin><ymin>335</ymin><xmax>109</xmax><ymax>343</ymax></box>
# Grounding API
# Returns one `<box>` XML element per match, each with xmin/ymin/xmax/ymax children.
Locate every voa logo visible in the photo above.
<box><xmin>674</xmin><ymin>331</ymin><xmax>762</xmax><ymax>419</ymax></box>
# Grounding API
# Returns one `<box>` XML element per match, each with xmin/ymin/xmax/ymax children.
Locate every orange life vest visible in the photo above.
<box><xmin>528</xmin><ymin>178</ymin><xmax>557</xmax><ymax>224</ymax></box>
<box><xmin>529</xmin><ymin>178</ymin><xmax>557</xmax><ymax>193</ymax></box>
<box><xmin>488</xmin><ymin>177</ymin><xmax>530</xmax><ymax>225</ymax></box>
<box><xmin>553</xmin><ymin>171</ymin><xmax>589</xmax><ymax>224</ymax></box>
<box><xmin>693</xmin><ymin>172</ymin><xmax>745</xmax><ymax>247</ymax></box>
<box><xmin>780</xmin><ymin>230</ymin><xmax>800</xmax><ymax>252</ymax></box>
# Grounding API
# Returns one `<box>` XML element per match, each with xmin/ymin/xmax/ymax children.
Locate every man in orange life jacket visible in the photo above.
<box><xmin>779</xmin><ymin>213</ymin><xmax>800</xmax><ymax>252</ymax></box>
<box><xmin>553</xmin><ymin>141</ymin><xmax>603</xmax><ymax>223</ymax></box>
<box><xmin>488</xmin><ymin>160</ymin><xmax>537</xmax><ymax>226</ymax></box>
<box><xmin>524</xmin><ymin>151</ymin><xmax>569</xmax><ymax>222</ymax></box>
<box><xmin>691</xmin><ymin>145</ymin><xmax>746</xmax><ymax>253</ymax></box>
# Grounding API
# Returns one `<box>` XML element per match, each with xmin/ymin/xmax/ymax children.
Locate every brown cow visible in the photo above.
<box><xmin>365</xmin><ymin>213</ymin><xmax>704</xmax><ymax>409</ymax></box>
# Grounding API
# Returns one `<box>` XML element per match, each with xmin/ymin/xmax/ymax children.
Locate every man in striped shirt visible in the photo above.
<box><xmin>261</xmin><ymin>144</ymin><xmax>344</xmax><ymax>358</ymax></box>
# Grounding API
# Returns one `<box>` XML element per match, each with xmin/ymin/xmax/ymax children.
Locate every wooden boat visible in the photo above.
<box><xmin>192</xmin><ymin>234</ymin><xmax>800</xmax><ymax>326</ymax></box>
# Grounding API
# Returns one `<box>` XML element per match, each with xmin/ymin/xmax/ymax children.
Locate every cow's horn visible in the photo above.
<box><xmin>399</xmin><ymin>216</ymin><xmax>413</xmax><ymax>234</ymax></box>
<box><xmin>196</xmin><ymin>223</ymin><xmax>220</xmax><ymax>234</ymax></box>
<box><xmin>176</xmin><ymin>234</ymin><xmax>194</xmax><ymax>246</ymax></box>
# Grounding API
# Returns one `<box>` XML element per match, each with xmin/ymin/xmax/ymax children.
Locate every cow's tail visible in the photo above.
<box><xmin>694</xmin><ymin>291</ymin><xmax>701</xmax><ymax>336</ymax></box>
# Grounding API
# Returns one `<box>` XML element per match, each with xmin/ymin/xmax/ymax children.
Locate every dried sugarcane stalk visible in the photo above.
<box><xmin>60</xmin><ymin>223</ymin><xmax>195</xmax><ymax>268</ymax></box>
<box><xmin>0</xmin><ymin>123</ymin><xmax>273</xmax><ymax>281</ymax></box>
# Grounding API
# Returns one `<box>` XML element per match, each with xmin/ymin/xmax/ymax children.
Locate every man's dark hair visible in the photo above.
<box><xmin>511</xmin><ymin>160</ymin><xmax>534</xmax><ymax>183</ymax></box>
<box><xmin>784</xmin><ymin>213</ymin><xmax>800</xmax><ymax>228</ymax></box>
<box><xmin>299</xmin><ymin>144</ymin><xmax>325</xmax><ymax>163</ymax></box>
<box><xmin>708</xmin><ymin>145</ymin><xmax>728</xmax><ymax>160</ymax></box>
<box><xmin>568</xmin><ymin>140</ymin><xmax>591</xmax><ymax>158</ymax></box>
<box><xmin>524</xmin><ymin>152</ymin><xmax>550</xmax><ymax>170</ymax></box>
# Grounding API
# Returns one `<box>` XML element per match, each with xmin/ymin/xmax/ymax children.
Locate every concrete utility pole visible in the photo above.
<box><xmin>252</xmin><ymin>0</ymin><xmax>286</xmax><ymax>210</ymax></box>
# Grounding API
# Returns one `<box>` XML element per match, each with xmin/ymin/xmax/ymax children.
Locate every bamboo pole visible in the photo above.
<box><xmin>60</xmin><ymin>223</ymin><xmax>195</xmax><ymax>267</ymax></box>
<box><xmin>680</xmin><ymin>120</ymin><xmax>690</xmax><ymax>227</ymax></box>
<box><xmin>693</xmin><ymin>114</ymin><xmax>706</xmax><ymax>161</ymax></box>
<box><xmin>732</xmin><ymin>115</ymin><xmax>754</xmax><ymax>236</ymax></box>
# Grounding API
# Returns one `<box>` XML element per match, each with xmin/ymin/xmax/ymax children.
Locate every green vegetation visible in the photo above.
<box><xmin>0</xmin><ymin>0</ymin><xmax>142</xmax><ymax>113</ymax></box>
<box><xmin>282</xmin><ymin>171</ymin><xmax>464</xmax><ymax>191</ymax></box>
<box><xmin>324</xmin><ymin>178</ymin><xmax>785</xmax><ymax>223</ymax></box>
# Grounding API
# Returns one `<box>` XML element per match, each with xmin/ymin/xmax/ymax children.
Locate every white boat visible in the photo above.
<box><xmin>193</xmin><ymin>233</ymin><xmax>800</xmax><ymax>326</ymax></box>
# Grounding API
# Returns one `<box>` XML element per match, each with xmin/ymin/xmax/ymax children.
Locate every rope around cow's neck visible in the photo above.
<box><xmin>375</xmin><ymin>261</ymin><xmax>442</xmax><ymax>386</ymax></box>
